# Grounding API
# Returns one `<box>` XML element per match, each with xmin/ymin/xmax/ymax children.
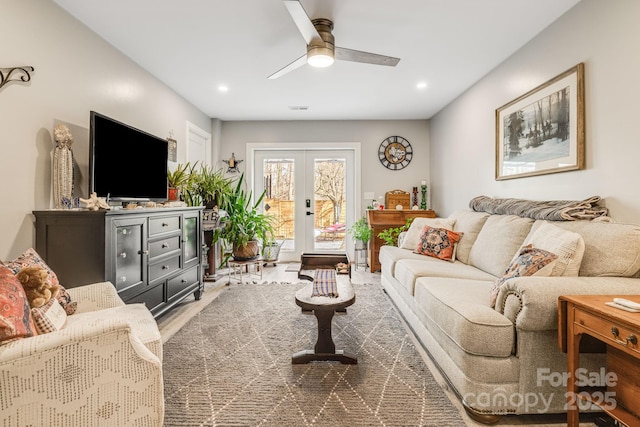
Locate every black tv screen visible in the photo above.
<box><xmin>89</xmin><ymin>111</ymin><xmax>168</xmax><ymax>202</ymax></box>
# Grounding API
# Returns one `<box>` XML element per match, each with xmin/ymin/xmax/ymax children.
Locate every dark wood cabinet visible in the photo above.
<box><xmin>366</xmin><ymin>209</ymin><xmax>436</xmax><ymax>272</ymax></box>
<box><xmin>33</xmin><ymin>207</ymin><xmax>203</xmax><ymax>318</ymax></box>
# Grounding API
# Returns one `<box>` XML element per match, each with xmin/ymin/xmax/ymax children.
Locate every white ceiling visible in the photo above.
<box><xmin>53</xmin><ymin>0</ymin><xmax>580</xmax><ymax>121</ymax></box>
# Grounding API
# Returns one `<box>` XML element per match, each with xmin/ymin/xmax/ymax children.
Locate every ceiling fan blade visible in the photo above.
<box><xmin>267</xmin><ymin>54</ymin><xmax>307</xmax><ymax>79</ymax></box>
<box><xmin>335</xmin><ymin>47</ymin><xmax>400</xmax><ymax>67</ymax></box>
<box><xmin>283</xmin><ymin>0</ymin><xmax>321</xmax><ymax>45</ymax></box>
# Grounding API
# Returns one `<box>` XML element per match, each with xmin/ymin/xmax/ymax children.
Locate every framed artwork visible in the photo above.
<box><xmin>167</xmin><ymin>137</ymin><xmax>177</xmax><ymax>162</ymax></box>
<box><xmin>495</xmin><ymin>63</ymin><xmax>584</xmax><ymax>180</ymax></box>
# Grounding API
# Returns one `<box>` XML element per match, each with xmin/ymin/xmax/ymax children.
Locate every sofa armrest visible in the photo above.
<box><xmin>67</xmin><ymin>281</ymin><xmax>125</xmax><ymax>313</ymax></box>
<box><xmin>495</xmin><ymin>276</ymin><xmax>640</xmax><ymax>331</ymax></box>
<box><xmin>0</xmin><ymin>318</ymin><xmax>163</xmax><ymax>425</ymax></box>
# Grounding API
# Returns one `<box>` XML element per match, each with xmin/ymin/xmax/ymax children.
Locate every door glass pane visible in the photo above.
<box><xmin>313</xmin><ymin>158</ymin><xmax>346</xmax><ymax>251</ymax></box>
<box><xmin>263</xmin><ymin>158</ymin><xmax>295</xmax><ymax>251</ymax></box>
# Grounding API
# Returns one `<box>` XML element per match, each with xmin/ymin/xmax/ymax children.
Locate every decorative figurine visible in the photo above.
<box><xmin>79</xmin><ymin>192</ymin><xmax>110</xmax><ymax>211</ymax></box>
<box><xmin>52</xmin><ymin>124</ymin><xmax>74</xmax><ymax>209</ymax></box>
<box><xmin>223</xmin><ymin>152</ymin><xmax>243</xmax><ymax>173</ymax></box>
<box><xmin>420</xmin><ymin>180</ymin><xmax>428</xmax><ymax>210</ymax></box>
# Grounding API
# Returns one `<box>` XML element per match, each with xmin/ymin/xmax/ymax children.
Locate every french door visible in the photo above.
<box><xmin>253</xmin><ymin>148</ymin><xmax>356</xmax><ymax>262</ymax></box>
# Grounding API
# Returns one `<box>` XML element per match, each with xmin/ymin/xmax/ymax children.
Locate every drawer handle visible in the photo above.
<box><xmin>119</xmin><ymin>252</ymin><xmax>127</xmax><ymax>258</ymax></box>
<box><xmin>611</xmin><ymin>327</ymin><xmax>638</xmax><ymax>346</ymax></box>
<box><xmin>162</xmin><ymin>222</ymin><xmax>169</xmax><ymax>227</ymax></box>
<box><xmin>139</xmin><ymin>249</ymin><xmax>149</xmax><ymax>255</ymax></box>
<box><xmin>162</xmin><ymin>242</ymin><xmax>170</xmax><ymax>249</ymax></box>
<box><xmin>162</xmin><ymin>265</ymin><xmax>169</xmax><ymax>270</ymax></box>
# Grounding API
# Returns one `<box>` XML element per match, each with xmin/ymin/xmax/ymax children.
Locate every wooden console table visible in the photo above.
<box><xmin>366</xmin><ymin>209</ymin><xmax>436</xmax><ymax>272</ymax></box>
<box><xmin>558</xmin><ymin>295</ymin><xmax>640</xmax><ymax>426</ymax></box>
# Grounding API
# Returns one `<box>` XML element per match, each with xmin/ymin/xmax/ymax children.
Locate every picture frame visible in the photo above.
<box><xmin>167</xmin><ymin>137</ymin><xmax>177</xmax><ymax>162</ymax></box>
<box><xmin>495</xmin><ymin>63</ymin><xmax>584</xmax><ymax>180</ymax></box>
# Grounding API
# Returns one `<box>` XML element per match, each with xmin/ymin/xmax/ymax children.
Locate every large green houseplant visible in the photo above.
<box><xmin>215</xmin><ymin>174</ymin><xmax>275</xmax><ymax>262</ymax></box>
<box><xmin>348</xmin><ymin>217</ymin><xmax>373</xmax><ymax>249</ymax></box>
<box><xmin>169</xmin><ymin>162</ymin><xmax>234</xmax><ymax>209</ymax></box>
<box><xmin>198</xmin><ymin>164</ymin><xmax>234</xmax><ymax>209</ymax></box>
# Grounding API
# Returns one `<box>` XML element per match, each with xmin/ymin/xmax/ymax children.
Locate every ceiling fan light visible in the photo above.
<box><xmin>307</xmin><ymin>45</ymin><xmax>334</xmax><ymax>68</ymax></box>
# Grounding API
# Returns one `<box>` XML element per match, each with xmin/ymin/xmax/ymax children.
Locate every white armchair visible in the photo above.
<box><xmin>0</xmin><ymin>281</ymin><xmax>164</xmax><ymax>426</ymax></box>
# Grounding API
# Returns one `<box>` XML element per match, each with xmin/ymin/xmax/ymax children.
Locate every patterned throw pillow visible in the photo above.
<box><xmin>6</xmin><ymin>248</ymin><xmax>77</xmax><ymax>315</ymax></box>
<box><xmin>0</xmin><ymin>266</ymin><xmax>38</xmax><ymax>344</ymax></box>
<box><xmin>414</xmin><ymin>226</ymin><xmax>463</xmax><ymax>262</ymax></box>
<box><xmin>490</xmin><ymin>244</ymin><xmax>558</xmax><ymax>308</ymax></box>
<box><xmin>31</xmin><ymin>289</ymin><xmax>67</xmax><ymax>334</ymax></box>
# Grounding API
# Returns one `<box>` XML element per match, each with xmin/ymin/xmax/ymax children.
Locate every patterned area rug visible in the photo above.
<box><xmin>163</xmin><ymin>282</ymin><xmax>465</xmax><ymax>426</ymax></box>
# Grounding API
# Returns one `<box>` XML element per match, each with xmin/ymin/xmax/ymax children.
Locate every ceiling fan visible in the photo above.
<box><xmin>268</xmin><ymin>0</ymin><xmax>401</xmax><ymax>79</ymax></box>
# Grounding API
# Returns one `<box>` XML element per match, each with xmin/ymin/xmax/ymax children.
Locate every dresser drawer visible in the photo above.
<box><xmin>574</xmin><ymin>308</ymin><xmax>640</xmax><ymax>356</ymax></box>
<box><xmin>149</xmin><ymin>215</ymin><xmax>180</xmax><ymax>236</ymax></box>
<box><xmin>149</xmin><ymin>255</ymin><xmax>181</xmax><ymax>282</ymax></box>
<box><xmin>167</xmin><ymin>266</ymin><xmax>199</xmax><ymax>300</ymax></box>
<box><xmin>148</xmin><ymin>235</ymin><xmax>181</xmax><ymax>259</ymax></box>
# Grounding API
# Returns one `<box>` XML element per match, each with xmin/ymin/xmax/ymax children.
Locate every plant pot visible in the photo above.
<box><xmin>232</xmin><ymin>240</ymin><xmax>259</xmax><ymax>260</ymax></box>
<box><xmin>168</xmin><ymin>187</ymin><xmax>179</xmax><ymax>201</ymax></box>
<box><xmin>262</xmin><ymin>241</ymin><xmax>282</xmax><ymax>263</ymax></box>
<box><xmin>355</xmin><ymin>240</ymin><xmax>367</xmax><ymax>250</ymax></box>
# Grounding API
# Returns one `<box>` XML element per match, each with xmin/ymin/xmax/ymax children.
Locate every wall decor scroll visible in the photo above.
<box><xmin>0</xmin><ymin>66</ymin><xmax>35</xmax><ymax>91</ymax></box>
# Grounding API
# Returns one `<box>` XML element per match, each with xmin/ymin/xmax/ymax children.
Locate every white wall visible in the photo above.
<box><xmin>219</xmin><ymin>119</ymin><xmax>430</xmax><ymax>215</ymax></box>
<box><xmin>0</xmin><ymin>1</ymin><xmax>211</xmax><ymax>260</ymax></box>
<box><xmin>430</xmin><ymin>0</ymin><xmax>640</xmax><ymax>223</ymax></box>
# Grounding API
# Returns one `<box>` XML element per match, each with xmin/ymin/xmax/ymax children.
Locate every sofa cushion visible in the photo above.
<box><xmin>6</xmin><ymin>248</ymin><xmax>77</xmax><ymax>315</ymax></box>
<box><xmin>415</xmin><ymin>226</ymin><xmax>463</xmax><ymax>262</ymax></box>
<box><xmin>468</xmin><ymin>215</ymin><xmax>534</xmax><ymax>277</ymax></box>
<box><xmin>447</xmin><ymin>210</ymin><xmax>490</xmax><ymax>265</ymax></box>
<box><xmin>519</xmin><ymin>221</ymin><xmax>585</xmax><ymax>277</ymax></box>
<box><xmin>394</xmin><ymin>258</ymin><xmax>496</xmax><ymax>296</ymax></box>
<box><xmin>400</xmin><ymin>217</ymin><xmax>456</xmax><ymax>250</ymax></box>
<box><xmin>0</xmin><ymin>266</ymin><xmax>38</xmax><ymax>344</ymax></box>
<box><xmin>379</xmin><ymin>245</ymin><xmax>433</xmax><ymax>277</ymax></box>
<box><xmin>550</xmin><ymin>221</ymin><xmax>640</xmax><ymax>277</ymax></box>
<box><xmin>490</xmin><ymin>244</ymin><xmax>558</xmax><ymax>308</ymax></box>
<box><xmin>414</xmin><ymin>277</ymin><xmax>515</xmax><ymax>358</ymax></box>
<box><xmin>30</xmin><ymin>291</ymin><xmax>67</xmax><ymax>334</ymax></box>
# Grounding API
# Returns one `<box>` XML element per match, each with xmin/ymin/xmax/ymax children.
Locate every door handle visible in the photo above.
<box><xmin>306</xmin><ymin>211</ymin><xmax>314</xmax><ymax>215</ymax></box>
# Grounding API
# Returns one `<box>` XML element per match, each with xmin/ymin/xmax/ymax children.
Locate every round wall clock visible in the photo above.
<box><xmin>378</xmin><ymin>136</ymin><xmax>413</xmax><ymax>170</ymax></box>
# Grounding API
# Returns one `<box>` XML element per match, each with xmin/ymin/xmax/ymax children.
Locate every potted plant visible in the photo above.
<box><xmin>377</xmin><ymin>218</ymin><xmax>414</xmax><ymax>246</ymax></box>
<box><xmin>214</xmin><ymin>174</ymin><xmax>275</xmax><ymax>262</ymax></box>
<box><xmin>167</xmin><ymin>163</ymin><xmax>190</xmax><ymax>201</ymax></box>
<box><xmin>348</xmin><ymin>217</ymin><xmax>372</xmax><ymax>249</ymax></box>
<box><xmin>198</xmin><ymin>164</ymin><xmax>234</xmax><ymax>209</ymax></box>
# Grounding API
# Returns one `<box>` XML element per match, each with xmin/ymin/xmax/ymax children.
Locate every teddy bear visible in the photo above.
<box><xmin>16</xmin><ymin>266</ymin><xmax>60</xmax><ymax>309</ymax></box>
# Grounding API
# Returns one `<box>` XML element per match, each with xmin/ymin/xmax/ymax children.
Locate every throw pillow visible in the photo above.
<box><xmin>31</xmin><ymin>289</ymin><xmax>67</xmax><ymax>334</ymax></box>
<box><xmin>518</xmin><ymin>221</ymin><xmax>585</xmax><ymax>277</ymax></box>
<box><xmin>6</xmin><ymin>248</ymin><xmax>77</xmax><ymax>315</ymax></box>
<box><xmin>400</xmin><ymin>217</ymin><xmax>457</xmax><ymax>250</ymax></box>
<box><xmin>0</xmin><ymin>266</ymin><xmax>38</xmax><ymax>344</ymax></box>
<box><xmin>414</xmin><ymin>226</ymin><xmax>463</xmax><ymax>262</ymax></box>
<box><xmin>490</xmin><ymin>244</ymin><xmax>558</xmax><ymax>308</ymax></box>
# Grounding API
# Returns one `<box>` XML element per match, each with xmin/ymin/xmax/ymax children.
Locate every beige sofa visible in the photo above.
<box><xmin>379</xmin><ymin>210</ymin><xmax>640</xmax><ymax>422</ymax></box>
<box><xmin>0</xmin><ymin>281</ymin><xmax>164</xmax><ymax>426</ymax></box>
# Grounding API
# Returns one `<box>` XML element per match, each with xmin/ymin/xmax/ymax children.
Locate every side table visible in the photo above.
<box><xmin>228</xmin><ymin>257</ymin><xmax>263</xmax><ymax>284</ymax></box>
<box><xmin>558</xmin><ymin>295</ymin><xmax>640</xmax><ymax>426</ymax></box>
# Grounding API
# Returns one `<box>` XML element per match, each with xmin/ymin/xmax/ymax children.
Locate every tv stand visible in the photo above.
<box><xmin>33</xmin><ymin>206</ymin><xmax>203</xmax><ymax>318</ymax></box>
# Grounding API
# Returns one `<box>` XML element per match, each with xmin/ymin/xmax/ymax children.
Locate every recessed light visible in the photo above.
<box><xmin>289</xmin><ymin>106</ymin><xmax>309</xmax><ymax>111</ymax></box>
<box><xmin>416</xmin><ymin>81</ymin><xmax>427</xmax><ymax>90</ymax></box>
<box><xmin>218</xmin><ymin>85</ymin><xmax>229</xmax><ymax>93</ymax></box>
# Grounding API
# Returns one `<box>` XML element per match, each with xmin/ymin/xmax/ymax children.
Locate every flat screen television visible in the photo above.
<box><xmin>89</xmin><ymin>111</ymin><xmax>168</xmax><ymax>203</ymax></box>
